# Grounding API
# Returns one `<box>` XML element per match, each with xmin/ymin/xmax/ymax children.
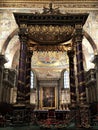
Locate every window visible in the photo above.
<box><xmin>64</xmin><ymin>70</ymin><xmax>70</xmax><ymax>88</ymax></box>
<box><xmin>30</xmin><ymin>71</ymin><xmax>34</xmax><ymax>88</ymax></box>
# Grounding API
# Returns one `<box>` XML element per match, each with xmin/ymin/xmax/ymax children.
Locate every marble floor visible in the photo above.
<box><xmin>0</xmin><ymin>125</ymin><xmax>97</xmax><ymax>130</ymax></box>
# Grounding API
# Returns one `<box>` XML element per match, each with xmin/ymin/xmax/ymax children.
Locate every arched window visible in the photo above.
<box><xmin>30</xmin><ymin>71</ymin><xmax>34</xmax><ymax>89</ymax></box>
<box><xmin>64</xmin><ymin>70</ymin><xmax>70</xmax><ymax>88</ymax></box>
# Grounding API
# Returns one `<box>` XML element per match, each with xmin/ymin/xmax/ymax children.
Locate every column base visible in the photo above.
<box><xmin>90</xmin><ymin>102</ymin><xmax>98</xmax><ymax>127</ymax></box>
<box><xmin>12</xmin><ymin>103</ymin><xmax>31</xmax><ymax>126</ymax></box>
<box><xmin>74</xmin><ymin>104</ymin><xmax>91</xmax><ymax>129</ymax></box>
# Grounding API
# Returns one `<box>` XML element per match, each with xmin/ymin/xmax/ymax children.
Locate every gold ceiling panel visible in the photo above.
<box><xmin>28</xmin><ymin>25</ymin><xmax>74</xmax><ymax>45</ymax></box>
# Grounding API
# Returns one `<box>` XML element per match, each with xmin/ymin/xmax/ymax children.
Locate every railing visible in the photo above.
<box><xmin>35</xmin><ymin>109</ymin><xmax>76</xmax><ymax>129</ymax></box>
<box><xmin>90</xmin><ymin>114</ymin><xmax>98</xmax><ymax>127</ymax></box>
<box><xmin>3</xmin><ymin>68</ymin><xmax>17</xmax><ymax>88</ymax></box>
<box><xmin>0</xmin><ymin>108</ymin><xmax>97</xmax><ymax>128</ymax></box>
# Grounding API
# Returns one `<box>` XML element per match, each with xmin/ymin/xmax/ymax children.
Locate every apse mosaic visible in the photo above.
<box><xmin>31</xmin><ymin>51</ymin><xmax>69</xmax><ymax>68</ymax></box>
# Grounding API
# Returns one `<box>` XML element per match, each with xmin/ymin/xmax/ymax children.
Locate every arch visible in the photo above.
<box><xmin>1</xmin><ymin>28</ymin><xmax>19</xmax><ymax>54</ymax></box>
<box><xmin>61</xmin><ymin>68</ymin><xmax>68</xmax><ymax>89</ymax></box>
<box><xmin>83</xmin><ymin>30</ymin><xmax>97</xmax><ymax>54</ymax></box>
<box><xmin>82</xmin><ymin>50</ymin><xmax>88</xmax><ymax>70</ymax></box>
<box><xmin>9</xmin><ymin>42</ymin><xmax>20</xmax><ymax>68</ymax></box>
<box><xmin>12</xmin><ymin>48</ymin><xmax>20</xmax><ymax>69</ymax></box>
<box><xmin>64</xmin><ymin>69</ymin><xmax>70</xmax><ymax>89</ymax></box>
<box><xmin>31</xmin><ymin>69</ymin><xmax>37</xmax><ymax>89</ymax></box>
<box><xmin>61</xmin><ymin>68</ymin><xmax>67</xmax><ymax>74</ymax></box>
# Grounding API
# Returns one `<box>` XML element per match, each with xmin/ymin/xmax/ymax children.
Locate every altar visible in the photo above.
<box><xmin>33</xmin><ymin>109</ymin><xmax>70</xmax><ymax>120</ymax></box>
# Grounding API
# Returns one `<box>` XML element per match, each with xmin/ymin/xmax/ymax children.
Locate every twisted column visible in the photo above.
<box><xmin>67</xmin><ymin>50</ymin><xmax>76</xmax><ymax>108</ymax></box>
<box><xmin>75</xmin><ymin>24</ymin><xmax>86</xmax><ymax>104</ymax></box>
<box><xmin>0</xmin><ymin>55</ymin><xmax>7</xmax><ymax>102</ymax></box>
<box><xmin>16</xmin><ymin>24</ymin><xmax>28</xmax><ymax>104</ymax></box>
<box><xmin>25</xmin><ymin>49</ymin><xmax>33</xmax><ymax>104</ymax></box>
<box><xmin>74</xmin><ymin>24</ymin><xmax>90</xmax><ymax>128</ymax></box>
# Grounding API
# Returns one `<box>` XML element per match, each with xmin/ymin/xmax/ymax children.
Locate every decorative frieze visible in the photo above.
<box><xmin>0</xmin><ymin>1</ymin><xmax>98</xmax><ymax>9</ymax></box>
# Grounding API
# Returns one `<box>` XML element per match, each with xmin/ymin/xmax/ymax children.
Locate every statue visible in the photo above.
<box><xmin>42</xmin><ymin>3</ymin><xmax>60</xmax><ymax>14</ymax></box>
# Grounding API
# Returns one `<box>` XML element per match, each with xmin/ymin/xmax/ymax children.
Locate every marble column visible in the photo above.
<box><xmin>67</xmin><ymin>50</ymin><xmax>76</xmax><ymax>108</ymax></box>
<box><xmin>58</xmin><ymin>79</ymin><xmax>60</xmax><ymax>109</ymax></box>
<box><xmin>75</xmin><ymin>24</ymin><xmax>86</xmax><ymax>104</ymax></box>
<box><xmin>10</xmin><ymin>88</ymin><xmax>13</xmax><ymax>103</ymax></box>
<box><xmin>0</xmin><ymin>55</ymin><xmax>7</xmax><ymax>102</ymax></box>
<box><xmin>2</xmin><ymin>68</ymin><xmax>9</xmax><ymax>102</ymax></box>
<box><xmin>92</xmin><ymin>54</ymin><xmax>98</xmax><ymax>115</ymax></box>
<box><xmin>74</xmin><ymin>24</ymin><xmax>90</xmax><ymax>128</ymax></box>
<box><xmin>16</xmin><ymin>24</ymin><xmax>28</xmax><ymax>104</ymax></box>
<box><xmin>6</xmin><ymin>87</ymin><xmax>10</xmax><ymax>103</ymax></box>
<box><xmin>2</xmin><ymin>87</ymin><xmax>6</xmax><ymax>102</ymax></box>
<box><xmin>37</xmin><ymin>82</ymin><xmax>40</xmax><ymax>109</ymax></box>
<box><xmin>25</xmin><ymin>49</ymin><xmax>33</xmax><ymax>104</ymax></box>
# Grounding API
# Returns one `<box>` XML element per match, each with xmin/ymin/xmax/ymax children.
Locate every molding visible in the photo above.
<box><xmin>0</xmin><ymin>1</ymin><xmax>98</xmax><ymax>9</ymax></box>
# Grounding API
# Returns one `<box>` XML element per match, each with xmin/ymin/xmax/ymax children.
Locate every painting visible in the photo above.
<box><xmin>42</xmin><ymin>87</ymin><xmax>55</xmax><ymax>108</ymax></box>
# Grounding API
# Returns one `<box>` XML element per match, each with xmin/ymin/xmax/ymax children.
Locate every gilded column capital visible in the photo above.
<box><xmin>18</xmin><ymin>24</ymin><xmax>28</xmax><ymax>43</ymax></box>
<box><xmin>74</xmin><ymin>24</ymin><xmax>83</xmax><ymax>42</ymax></box>
<box><xmin>27</xmin><ymin>51</ymin><xmax>33</xmax><ymax>58</ymax></box>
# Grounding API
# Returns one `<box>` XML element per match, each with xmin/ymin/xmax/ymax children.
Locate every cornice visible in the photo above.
<box><xmin>0</xmin><ymin>0</ymin><xmax>98</xmax><ymax>9</ymax></box>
